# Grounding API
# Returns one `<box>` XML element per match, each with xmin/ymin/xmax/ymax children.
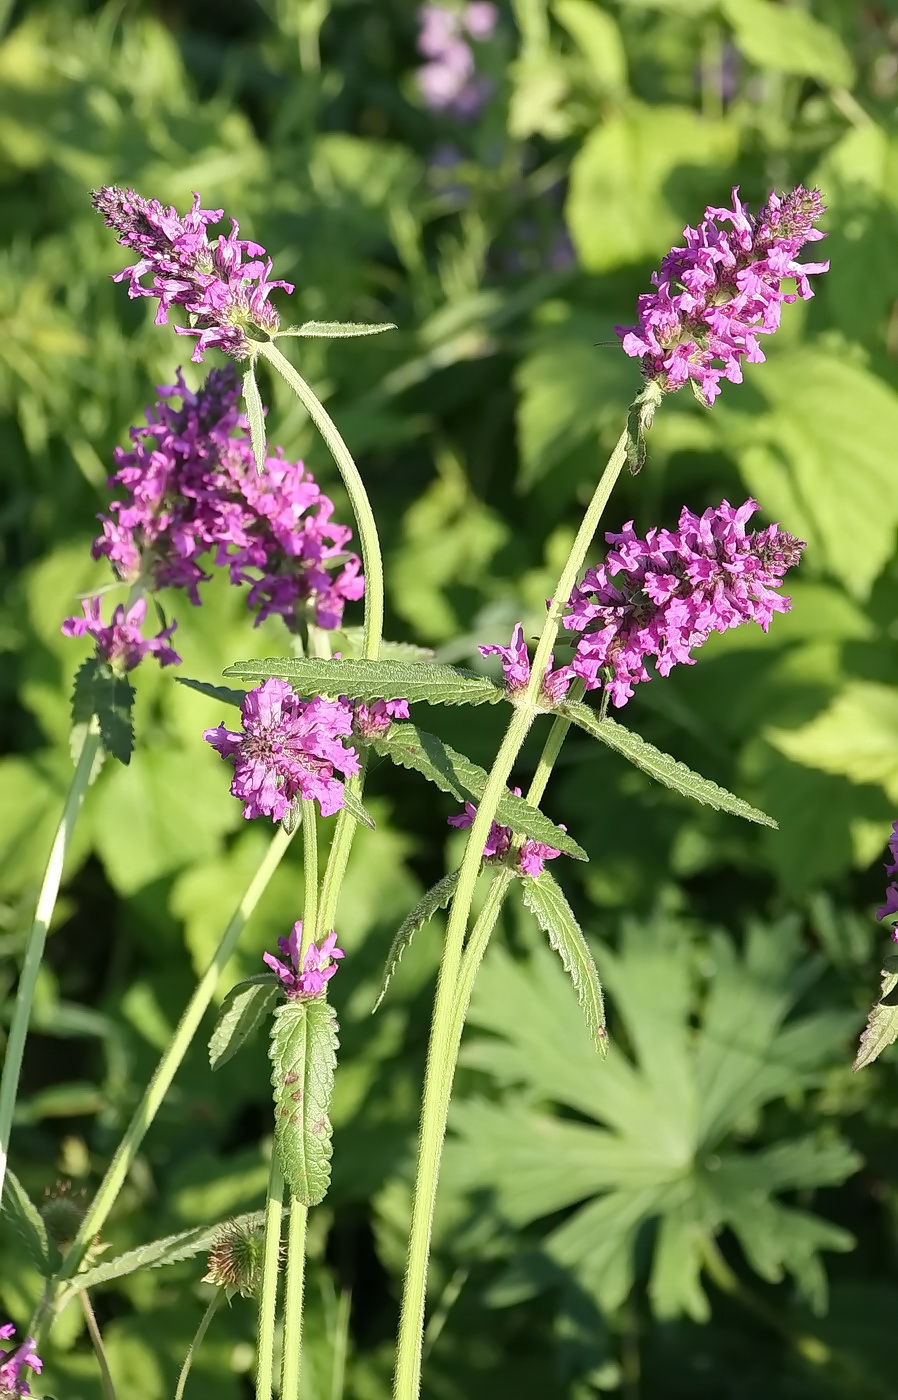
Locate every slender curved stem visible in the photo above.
<box><xmin>50</xmin><ymin>825</ymin><xmax>297</xmax><ymax>1304</ymax></box>
<box><xmin>280</xmin><ymin>1200</ymin><xmax>309</xmax><ymax>1400</ymax></box>
<box><xmin>79</xmin><ymin>1289</ymin><xmax>118</xmax><ymax>1400</ymax></box>
<box><xmin>257</xmin><ymin>1157</ymin><xmax>285</xmax><ymax>1400</ymax></box>
<box><xmin>0</xmin><ymin>724</ymin><xmax>101</xmax><ymax>1202</ymax></box>
<box><xmin>393</xmin><ymin>427</ymin><xmax>629</xmax><ymax>1400</ymax></box>
<box><xmin>258</xmin><ymin>341</ymin><xmax>382</xmax><ymax>663</ymax></box>
<box><xmin>175</xmin><ymin>1290</ymin><xmax>225</xmax><ymax>1400</ymax></box>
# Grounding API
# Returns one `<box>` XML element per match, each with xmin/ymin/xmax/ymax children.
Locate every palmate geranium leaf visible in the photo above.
<box><xmin>853</xmin><ymin>970</ymin><xmax>898</xmax><ymax>1071</ymax></box>
<box><xmin>70</xmin><ymin>656</ymin><xmax>135</xmax><ymax>766</ymax></box>
<box><xmin>177</xmin><ymin>676</ymin><xmax>247</xmax><ymax>708</ymax></box>
<box><xmin>270</xmin><ymin>998</ymin><xmax>339</xmax><ymax>1206</ymax></box>
<box><xmin>222</xmin><ymin>657</ymin><xmax>505</xmax><ymax>708</ymax></box>
<box><xmin>2</xmin><ymin>1166</ymin><xmax>51</xmax><ymax>1273</ymax></box>
<box><xmin>373</xmin><ymin>869</ymin><xmax>459</xmax><ymax>1012</ymax></box>
<box><xmin>280</xmin><ymin>320</ymin><xmax>398</xmax><ymax>338</ymax></box>
<box><xmin>561</xmin><ymin>699</ymin><xmax>776</xmax><ymax>827</ymax></box>
<box><xmin>520</xmin><ymin>872</ymin><xmax>606</xmax><ymax>1052</ymax></box>
<box><xmin>242</xmin><ymin>363</ymin><xmax>267</xmax><ymax>473</ymax></box>
<box><xmin>372</xmin><ymin>723</ymin><xmax>587</xmax><ymax>861</ymax></box>
<box><xmin>209</xmin><ymin>974</ymin><xmax>281</xmax><ymax>1071</ymax></box>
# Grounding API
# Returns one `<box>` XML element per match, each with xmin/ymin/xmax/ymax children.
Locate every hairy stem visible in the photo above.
<box><xmin>175</xmin><ymin>1290</ymin><xmax>225</xmax><ymax>1400</ymax></box>
<box><xmin>257</xmin><ymin>1157</ymin><xmax>285</xmax><ymax>1400</ymax></box>
<box><xmin>280</xmin><ymin>1200</ymin><xmax>309</xmax><ymax>1400</ymax></box>
<box><xmin>0</xmin><ymin>724</ymin><xmax>101</xmax><ymax>1202</ymax></box>
<box><xmin>393</xmin><ymin>427</ymin><xmax>629</xmax><ymax>1400</ymax></box>
<box><xmin>79</xmin><ymin>1288</ymin><xmax>118</xmax><ymax>1400</ymax></box>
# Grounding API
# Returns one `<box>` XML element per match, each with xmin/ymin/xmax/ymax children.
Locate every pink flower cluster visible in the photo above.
<box><xmin>480</xmin><ymin>622</ymin><xmax>573</xmax><ymax>707</ymax></box>
<box><xmin>565</xmin><ymin>499</ymin><xmax>804</xmax><ymax>708</ymax></box>
<box><xmin>416</xmin><ymin>2</ymin><xmax>498</xmax><ymax>116</ymax></box>
<box><xmin>264</xmin><ymin>923</ymin><xmax>345</xmax><ymax>998</ymax></box>
<box><xmin>448</xmin><ymin>791</ymin><xmax>562</xmax><ymax>877</ymax></box>
<box><xmin>616</xmin><ymin>185</ymin><xmax>828</xmax><ymax>405</ymax></box>
<box><xmin>61</xmin><ymin>597</ymin><xmax>180</xmax><ymax>674</ymax></box>
<box><xmin>350</xmin><ymin>698</ymin><xmax>411</xmax><ymax>739</ymax></box>
<box><xmin>877</xmin><ymin>823</ymin><xmax>898</xmax><ymax>935</ymax></box>
<box><xmin>92</xmin><ymin>187</ymin><xmax>293</xmax><ymax>362</ymax></box>
<box><xmin>0</xmin><ymin>1324</ymin><xmax>41</xmax><ymax>1398</ymax></box>
<box><xmin>204</xmin><ymin>678</ymin><xmax>360</xmax><ymax>821</ymax></box>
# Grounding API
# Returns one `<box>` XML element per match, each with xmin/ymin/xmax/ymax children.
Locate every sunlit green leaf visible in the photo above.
<box><xmin>373</xmin><ymin>869</ymin><xmax>459</xmax><ymax>1012</ymax></box>
<box><xmin>209</xmin><ymin>974</ymin><xmax>280</xmax><ymax>1071</ymax></box>
<box><xmin>223</xmin><ymin>656</ymin><xmax>504</xmax><ymax>708</ymax></box>
<box><xmin>270</xmin><ymin>998</ymin><xmax>339</xmax><ymax>1206</ymax></box>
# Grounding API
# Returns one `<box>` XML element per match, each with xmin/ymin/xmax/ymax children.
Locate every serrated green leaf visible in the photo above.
<box><xmin>270</xmin><ymin>998</ymin><xmax>339</xmax><ymax>1206</ymax></box>
<box><xmin>520</xmin><ymin>872</ymin><xmax>606</xmax><ymax>1052</ymax></box>
<box><xmin>71</xmin><ymin>657</ymin><xmax>135</xmax><ymax>765</ymax></box>
<box><xmin>242</xmin><ymin>363</ymin><xmax>267</xmax><ymax>473</ymax></box>
<box><xmin>854</xmin><ymin>971</ymin><xmax>898</xmax><ymax>1071</ymax></box>
<box><xmin>2</xmin><ymin>1166</ymin><xmax>51</xmax><ymax>1273</ymax></box>
<box><xmin>63</xmin><ymin>1210</ymin><xmax>266</xmax><ymax>1295</ymax></box>
<box><xmin>340</xmin><ymin>785</ymin><xmax>376</xmax><ymax>829</ymax></box>
<box><xmin>562</xmin><ymin>701</ymin><xmax>776</xmax><ymax>828</ymax></box>
<box><xmin>280</xmin><ymin>320</ymin><xmax>397</xmax><ymax>338</ymax></box>
<box><xmin>209</xmin><ymin>975</ymin><xmax>280</xmax><ymax>1071</ymax></box>
<box><xmin>176</xmin><ymin>676</ymin><xmax>248</xmax><ymax>708</ymax></box>
<box><xmin>372</xmin><ymin>723</ymin><xmax>587</xmax><ymax>861</ymax></box>
<box><xmin>333</xmin><ymin>628</ymin><xmax>436</xmax><ymax>663</ymax></box>
<box><xmin>373</xmin><ymin>870</ymin><xmax>459</xmax><ymax>1012</ymax></box>
<box><xmin>222</xmin><ymin>657</ymin><xmax>504</xmax><ymax>708</ymax></box>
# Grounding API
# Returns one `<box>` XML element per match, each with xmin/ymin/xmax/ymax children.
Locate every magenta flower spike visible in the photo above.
<box><xmin>617</xmin><ymin>185</ymin><xmax>829</xmax><ymax>405</ymax></box>
<box><xmin>204</xmin><ymin>678</ymin><xmax>360</xmax><ymax>821</ymax></box>
<box><xmin>0</xmin><ymin>1324</ymin><xmax>42</xmax><ymax>1398</ymax></box>
<box><xmin>565</xmin><ymin>499</ymin><xmax>804</xmax><ymax>707</ymax></box>
<box><xmin>61</xmin><ymin>596</ymin><xmax>181</xmax><ymax>673</ymax></box>
<box><xmin>479</xmin><ymin>622</ymin><xmax>573</xmax><ymax>706</ymax></box>
<box><xmin>877</xmin><ymin>822</ymin><xmax>898</xmax><ymax>934</ymax></box>
<box><xmin>448</xmin><ymin>789</ymin><xmax>562</xmax><ymax>878</ymax></box>
<box><xmin>264</xmin><ymin>922</ymin><xmax>345</xmax><ymax>998</ymax></box>
<box><xmin>92</xmin><ymin>187</ymin><xmax>294</xmax><ymax>362</ymax></box>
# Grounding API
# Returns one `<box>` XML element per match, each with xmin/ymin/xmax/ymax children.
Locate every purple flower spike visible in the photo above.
<box><xmin>91</xmin><ymin>187</ymin><xmax>294</xmax><ymax>362</ymax></box>
<box><xmin>0</xmin><ymin>1324</ymin><xmax>42</xmax><ymax>1398</ymax></box>
<box><xmin>479</xmin><ymin>622</ymin><xmax>573</xmax><ymax>706</ymax></box>
<box><xmin>415</xmin><ymin>2</ymin><xmax>495</xmax><ymax>116</ymax></box>
<box><xmin>877</xmin><ymin>820</ymin><xmax>898</xmax><ymax>934</ymax></box>
<box><xmin>448</xmin><ymin>789</ymin><xmax>562</xmax><ymax>877</ymax></box>
<box><xmin>61</xmin><ymin>596</ymin><xmax>181</xmax><ymax>673</ymax></box>
<box><xmin>565</xmin><ymin>499</ymin><xmax>804</xmax><ymax>707</ymax></box>
<box><xmin>617</xmin><ymin>185</ymin><xmax>828</xmax><ymax>405</ymax></box>
<box><xmin>264</xmin><ymin>922</ymin><xmax>345</xmax><ymax>998</ymax></box>
<box><xmin>204</xmin><ymin>678</ymin><xmax>359</xmax><ymax>821</ymax></box>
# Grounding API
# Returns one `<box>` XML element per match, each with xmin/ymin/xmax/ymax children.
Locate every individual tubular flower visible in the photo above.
<box><xmin>350</xmin><ymin>698</ymin><xmax>410</xmax><ymax>740</ymax></box>
<box><xmin>0</xmin><ymin>1325</ymin><xmax>42</xmax><ymax>1399</ymax></box>
<box><xmin>877</xmin><ymin>822</ymin><xmax>898</xmax><ymax>934</ymax></box>
<box><xmin>91</xmin><ymin>187</ymin><xmax>294</xmax><ymax>362</ymax></box>
<box><xmin>92</xmin><ymin>367</ymin><xmax>364</xmax><ymax>631</ymax></box>
<box><xmin>61</xmin><ymin>596</ymin><xmax>180</xmax><ymax>673</ymax></box>
<box><xmin>416</xmin><ymin>2</ymin><xmax>497</xmax><ymax>116</ymax></box>
<box><xmin>565</xmin><ymin>499</ymin><xmax>804</xmax><ymax>708</ymax></box>
<box><xmin>616</xmin><ymin>186</ymin><xmax>828</xmax><ymax>405</ymax></box>
<box><xmin>204</xmin><ymin>678</ymin><xmax>359</xmax><ymax>821</ymax></box>
<box><xmin>480</xmin><ymin>622</ymin><xmax>573</xmax><ymax>706</ymax></box>
<box><xmin>264</xmin><ymin>922</ymin><xmax>345</xmax><ymax>998</ymax></box>
<box><xmin>448</xmin><ymin>791</ymin><xmax>562</xmax><ymax>877</ymax></box>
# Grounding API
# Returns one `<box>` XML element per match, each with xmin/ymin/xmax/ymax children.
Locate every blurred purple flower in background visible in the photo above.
<box><xmin>416</xmin><ymin>2</ymin><xmax>498</xmax><ymax>116</ymax></box>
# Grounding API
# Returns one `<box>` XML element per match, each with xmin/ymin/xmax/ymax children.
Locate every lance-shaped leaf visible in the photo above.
<box><xmin>373</xmin><ymin>870</ymin><xmax>459</xmax><ymax>1012</ymax></box>
<box><xmin>177</xmin><ymin>677</ymin><xmax>247</xmax><ymax>709</ymax></box>
<box><xmin>242</xmin><ymin>363</ymin><xmax>267</xmax><ymax>473</ymax></box>
<box><xmin>209</xmin><ymin>975</ymin><xmax>281</xmax><ymax>1071</ymax></box>
<box><xmin>270</xmin><ymin>998</ymin><xmax>339</xmax><ymax>1206</ymax></box>
<box><xmin>71</xmin><ymin>656</ymin><xmax>135</xmax><ymax>765</ymax></box>
<box><xmin>61</xmin><ymin>1210</ymin><xmax>267</xmax><ymax>1297</ymax></box>
<box><xmin>561</xmin><ymin>700</ymin><xmax>776</xmax><ymax>828</ymax></box>
<box><xmin>2</xmin><ymin>1167</ymin><xmax>51</xmax><ymax>1273</ymax></box>
<box><xmin>223</xmin><ymin>657</ymin><xmax>504</xmax><ymax>708</ymax></box>
<box><xmin>372</xmin><ymin>724</ymin><xmax>587</xmax><ymax>861</ymax></box>
<box><xmin>520</xmin><ymin>872</ymin><xmax>606</xmax><ymax>1053</ymax></box>
<box><xmin>854</xmin><ymin>970</ymin><xmax>898</xmax><ymax>1071</ymax></box>
<box><xmin>340</xmin><ymin>785</ymin><xmax>376</xmax><ymax>830</ymax></box>
<box><xmin>279</xmin><ymin>320</ymin><xmax>397</xmax><ymax>338</ymax></box>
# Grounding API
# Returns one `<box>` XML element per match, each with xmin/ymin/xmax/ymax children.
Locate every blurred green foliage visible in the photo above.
<box><xmin>3</xmin><ymin>0</ymin><xmax>898</xmax><ymax>1395</ymax></box>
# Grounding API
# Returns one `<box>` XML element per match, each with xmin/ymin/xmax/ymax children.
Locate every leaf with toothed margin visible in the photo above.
<box><xmin>373</xmin><ymin>870</ymin><xmax>459</xmax><ymax>1012</ymax></box>
<box><xmin>270</xmin><ymin>998</ymin><xmax>339</xmax><ymax>1206</ymax></box>
<box><xmin>242</xmin><ymin>363</ymin><xmax>267</xmax><ymax>474</ymax></box>
<box><xmin>560</xmin><ymin>700</ymin><xmax>777</xmax><ymax>827</ymax></box>
<box><xmin>520</xmin><ymin>872</ymin><xmax>606</xmax><ymax>1053</ymax></box>
<box><xmin>177</xmin><ymin>677</ymin><xmax>247</xmax><ymax>709</ymax></box>
<box><xmin>2</xmin><ymin>1167</ymin><xmax>51</xmax><ymax>1273</ymax></box>
<box><xmin>70</xmin><ymin>656</ymin><xmax>134</xmax><ymax>765</ymax></box>
<box><xmin>222</xmin><ymin>657</ymin><xmax>504</xmax><ymax>708</ymax></box>
<box><xmin>279</xmin><ymin>321</ymin><xmax>397</xmax><ymax>338</ymax></box>
<box><xmin>61</xmin><ymin>1210</ymin><xmax>267</xmax><ymax>1296</ymax></box>
<box><xmin>371</xmin><ymin>723</ymin><xmax>587</xmax><ymax>861</ymax></box>
<box><xmin>340</xmin><ymin>786</ymin><xmax>376</xmax><ymax>829</ymax></box>
<box><xmin>209</xmin><ymin>974</ymin><xmax>280</xmax><ymax>1070</ymax></box>
<box><xmin>854</xmin><ymin>970</ymin><xmax>898</xmax><ymax>1071</ymax></box>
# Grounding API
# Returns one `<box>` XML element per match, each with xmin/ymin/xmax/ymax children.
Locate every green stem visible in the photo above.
<box><xmin>79</xmin><ymin>1288</ymin><xmax>118</xmax><ymax>1400</ymax></box>
<box><xmin>257</xmin><ymin>1157</ymin><xmax>285</xmax><ymax>1400</ymax></box>
<box><xmin>0</xmin><ymin>724</ymin><xmax>101</xmax><ymax>1202</ymax></box>
<box><xmin>258</xmin><ymin>341</ymin><xmax>382</xmax><ymax>663</ymax></box>
<box><xmin>280</xmin><ymin>1199</ymin><xmax>309</xmax><ymax>1400</ymax></box>
<box><xmin>393</xmin><ymin>427</ymin><xmax>629</xmax><ymax>1400</ymax></box>
<box><xmin>175</xmin><ymin>1290</ymin><xmax>225</xmax><ymax>1400</ymax></box>
<box><xmin>300</xmin><ymin>799</ymin><xmax>320</xmax><ymax>954</ymax></box>
<box><xmin>51</xmin><ymin>824</ymin><xmax>297</xmax><ymax>1302</ymax></box>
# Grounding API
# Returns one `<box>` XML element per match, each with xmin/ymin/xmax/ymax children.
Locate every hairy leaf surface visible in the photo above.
<box><xmin>520</xmin><ymin>872</ymin><xmax>605</xmax><ymax>1051</ymax></box>
<box><xmin>223</xmin><ymin>657</ymin><xmax>504</xmax><ymax>708</ymax></box>
<box><xmin>373</xmin><ymin>869</ymin><xmax>459</xmax><ymax>1011</ymax></box>
<box><xmin>270</xmin><ymin>998</ymin><xmax>339</xmax><ymax>1206</ymax></box>
<box><xmin>209</xmin><ymin>974</ymin><xmax>280</xmax><ymax>1070</ymax></box>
